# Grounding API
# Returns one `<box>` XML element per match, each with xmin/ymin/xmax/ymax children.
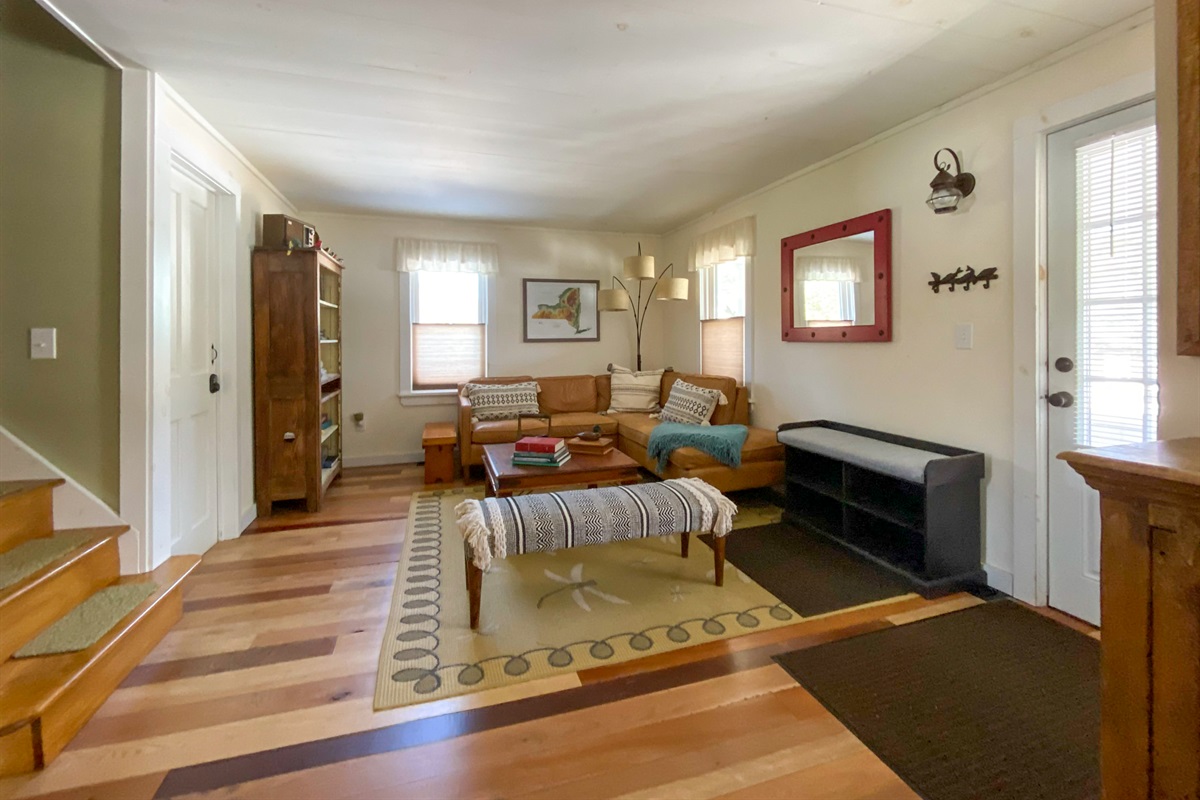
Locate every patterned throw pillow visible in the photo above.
<box><xmin>465</xmin><ymin>382</ymin><xmax>540</xmax><ymax>421</ymax></box>
<box><xmin>658</xmin><ymin>380</ymin><xmax>725</xmax><ymax>426</ymax></box>
<box><xmin>607</xmin><ymin>366</ymin><xmax>664</xmax><ymax>413</ymax></box>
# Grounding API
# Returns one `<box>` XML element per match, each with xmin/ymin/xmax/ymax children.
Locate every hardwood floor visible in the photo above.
<box><xmin>2</xmin><ymin>465</ymin><xmax>996</xmax><ymax>800</ymax></box>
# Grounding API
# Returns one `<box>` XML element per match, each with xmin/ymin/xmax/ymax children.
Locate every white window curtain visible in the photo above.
<box><xmin>397</xmin><ymin>238</ymin><xmax>499</xmax><ymax>274</ymax></box>
<box><xmin>795</xmin><ymin>255</ymin><xmax>863</xmax><ymax>283</ymax></box>
<box><xmin>689</xmin><ymin>217</ymin><xmax>756</xmax><ymax>272</ymax></box>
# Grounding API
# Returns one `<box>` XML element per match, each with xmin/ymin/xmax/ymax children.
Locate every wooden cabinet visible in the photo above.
<box><xmin>252</xmin><ymin>247</ymin><xmax>343</xmax><ymax>515</ymax></box>
<box><xmin>1060</xmin><ymin>439</ymin><xmax>1200</xmax><ymax>800</ymax></box>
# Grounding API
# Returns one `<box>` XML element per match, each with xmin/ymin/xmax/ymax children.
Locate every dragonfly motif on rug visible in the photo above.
<box><xmin>539</xmin><ymin>564</ymin><xmax>630</xmax><ymax>612</ymax></box>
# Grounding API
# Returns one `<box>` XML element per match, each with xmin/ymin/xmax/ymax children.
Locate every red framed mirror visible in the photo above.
<box><xmin>781</xmin><ymin>209</ymin><xmax>892</xmax><ymax>342</ymax></box>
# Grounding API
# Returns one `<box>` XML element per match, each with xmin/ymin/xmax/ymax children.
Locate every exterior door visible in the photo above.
<box><xmin>1046</xmin><ymin>101</ymin><xmax>1158</xmax><ymax>625</ymax></box>
<box><xmin>169</xmin><ymin>166</ymin><xmax>221</xmax><ymax>556</ymax></box>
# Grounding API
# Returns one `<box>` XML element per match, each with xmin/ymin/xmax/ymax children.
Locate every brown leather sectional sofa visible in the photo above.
<box><xmin>456</xmin><ymin>371</ymin><xmax>784</xmax><ymax>493</ymax></box>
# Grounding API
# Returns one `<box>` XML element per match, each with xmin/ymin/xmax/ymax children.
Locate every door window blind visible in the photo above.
<box><xmin>411</xmin><ymin>271</ymin><xmax>485</xmax><ymax>391</ymax></box>
<box><xmin>1074</xmin><ymin>123</ymin><xmax>1158</xmax><ymax>447</ymax></box>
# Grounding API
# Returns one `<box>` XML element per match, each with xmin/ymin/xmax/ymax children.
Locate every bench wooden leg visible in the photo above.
<box><xmin>713</xmin><ymin>535</ymin><xmax>725</xmax><ymax>587</ymax></box>
<box><xmin>681</xmin><ymin>531</ymin><xmax>690</xmax><ymax>559</ymax></box>
<box><xmin>465</xmin><ymin>556</ymin><xmax>483</xmax><ymax>630</ymax></box>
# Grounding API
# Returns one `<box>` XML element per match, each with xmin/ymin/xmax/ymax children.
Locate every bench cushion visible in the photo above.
<box><xmin>455</xmin><ymin>478</ymin><xmax>736</xmax><ymax>571</ymax></box>
<box><xmin>777</xmin><ymin>427</ymin><xmax>944</xmax><ymax>483</ymax></box>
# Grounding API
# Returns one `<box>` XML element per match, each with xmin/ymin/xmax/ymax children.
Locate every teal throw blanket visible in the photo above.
<box><xmin>646</xmin><ymin>422</ymin><xmax>749</xmax><ymax>472</ymax></box>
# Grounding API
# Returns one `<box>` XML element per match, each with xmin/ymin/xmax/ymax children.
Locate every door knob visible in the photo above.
<box><xmin>209</xmin><ymin>373</ymin><xmax>220</xmax><ymax>393</ymax></box>
<box><xmin>1054</xmin><ymin>357</ymin><xmax>1074</xmax><ymax>373</ymax></box>
<box><xmin>1047</xmin><ymin>391</ymin><xmax>1074</xmax><ymax>408</ymax></box>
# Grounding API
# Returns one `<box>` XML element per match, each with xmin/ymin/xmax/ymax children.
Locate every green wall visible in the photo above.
<box><xmin>0</xmin><ymin>0</ymin><xmax>122</xmax><ymax>507</ymax></box>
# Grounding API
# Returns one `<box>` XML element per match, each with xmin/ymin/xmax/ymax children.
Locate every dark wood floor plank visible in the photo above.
<box><xmin>182</xmin><ymin>584</ymin><xmax>332</xmax><ymax>612</ymax></box>
<box><xmin>122</xmin><ymin>637</ymin><xmax>338</xmax><ymax>688</ymax></box>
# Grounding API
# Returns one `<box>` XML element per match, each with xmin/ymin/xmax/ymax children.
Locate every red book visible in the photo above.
<box><xmin>515</xmin><ymin>436</ymin><xmax>564</xmax><ymax>453</ymax></box>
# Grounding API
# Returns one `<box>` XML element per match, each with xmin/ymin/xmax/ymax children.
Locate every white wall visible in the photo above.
<box><xmin>303</xmin><ymin>213</ymin><xmax>663</xmax><ymax>465</ymax></box>
<box><xmin>1156</xmin><ymin>0</ymin><xmax>1200</xmax><ymax>440</ymax></box>
<box><xmin>659</xmin><ymin>20</ymin><xmax>1157</xmax><ymax>585</ymax></box>
<box><xmin>159</xmin><ymin>87</ymin><xmax>298</xmax><ymax>534</ymax></box>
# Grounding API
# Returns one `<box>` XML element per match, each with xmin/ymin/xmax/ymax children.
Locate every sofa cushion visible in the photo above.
<box><xmin>471</xmin><ymin>417</ymin><xmax>550</xmax><ymax>444</ymax></box>
<box><xmin>548</xmin><ymin>412</ymin><xmax>617</xmax><ymax>438</ymax></box>
<box><xmin>465</xmin><ymin>381</ymin><xmax>540</xmax><ymax>421</ymax></box>
<box><xmin>666</xmin><ymin>426</ymin><xmax>784</xmax><ymax>470</ymax></box>
<box><xmin>607</xmin><ymin>366</ymin><xmax>664</xmax><ymax>413</ymax></box>
<box><xmin>611</xmin><ymin>412</ymin><xmax>658</xmax><ymax>448</ymax></box>
<box><xmin>661</xmin><ymin>373</ymin><xmax>737</xmax><ymax>424</ymax></box>
<box><xmin>659</xmin><ymin>380</ymin><xmax>725</xmax><ymax>426</ymax></box>
<box><xmin>536</xmin><ymin>375</ymin><xmax>598</xmax><ymax>414</ymax></box>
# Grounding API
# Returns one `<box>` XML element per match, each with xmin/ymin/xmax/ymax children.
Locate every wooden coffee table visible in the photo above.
<box><xmin>481</xmin><ymin>443</ymin><xmax>642</xmax><ymax>497</ymax></box>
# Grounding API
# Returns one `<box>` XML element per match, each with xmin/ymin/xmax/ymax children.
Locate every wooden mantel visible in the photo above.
<box><xmin>1060</xmin><ymin>438</ymin><xmax>1200</xmax><ymax>800</ymax></box>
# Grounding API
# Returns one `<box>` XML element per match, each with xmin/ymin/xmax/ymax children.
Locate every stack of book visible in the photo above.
<box><xmin>513</xmin><ymin>436</ymin><xmax>570</xmax><ymax>467</ymax></box>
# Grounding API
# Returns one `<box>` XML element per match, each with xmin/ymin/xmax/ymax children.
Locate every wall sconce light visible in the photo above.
<box><xmin>598</xmin><ymin>243</ymin><xmax>688</xmax><ymax>370</ymax></box>
<box><xmin>926</xmin><ymin>148</ymin><xmax>976</xmax><ymax>214</ymax></box>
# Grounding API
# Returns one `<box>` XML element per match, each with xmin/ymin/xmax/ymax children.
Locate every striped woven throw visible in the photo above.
<box><xmin>455</xmin><ymin>478</ymin><xmax>737</xmax><ymax>571</ymax></box>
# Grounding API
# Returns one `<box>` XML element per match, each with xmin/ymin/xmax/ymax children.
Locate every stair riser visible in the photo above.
<box><xmin>0</xmin><ymin>590</ymin><xmax>183</xmax><ymax>776</ymax></box>
<box><xmin>0</xmin><ymin>486</ymin><xmax>54</xmax><ymax>553</ymax></box>
<box><xmin>0</xmin><ymin>538</ymin><xmax>120</xmax><ymax>663</ymax></box>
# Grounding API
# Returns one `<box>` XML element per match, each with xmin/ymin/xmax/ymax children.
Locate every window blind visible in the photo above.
<box><xmin>1075</xmin><ymin>123</ymin><xmax>1158</xmax><ymax>447</ymax></box>
<box><xmin>701</xmin><ymin>317</ymin><xmax>744</xmax><ymax>384</ymax></box>
<box><xmin>412</xmin><ymin>324</ymin><xmax>484</xmax><ymax>391</ymax></box>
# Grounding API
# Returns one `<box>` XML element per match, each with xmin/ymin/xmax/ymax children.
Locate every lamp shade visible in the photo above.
<box><xmin>654</xmin><ymin>277</ymin><xmax>689</xmax><ymax>301</ymax></box>
<box><xmin>623</xmin><ymin>254</ymin><xmax>655</xmax><ymax>280</ymax></box>
<box><xmin>598</xmin><ymin>287</ymin><xmax>631</xmax><ymax>311</ymax></box>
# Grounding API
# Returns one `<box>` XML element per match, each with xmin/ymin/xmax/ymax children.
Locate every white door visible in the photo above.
<box><xmin>1046</xmin><ymin>101</ymin><xmax>1158</xmax><ymax>625</ymax></box>
<box><xmin>169</xmin><ymin>167</ymin><xmax>221</xmax><ymax>556</ymax></box>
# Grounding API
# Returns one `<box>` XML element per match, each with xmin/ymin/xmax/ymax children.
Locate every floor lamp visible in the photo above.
<box><xmin>597</xmin><ymin>244</ymin><xmax>688</xmax><ymax>370</ymax></box>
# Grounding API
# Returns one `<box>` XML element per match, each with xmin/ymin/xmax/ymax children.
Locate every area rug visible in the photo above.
<box><xmin>774</xmin><ymin>600</ymin><xmax>1100</xmax><ymax>800</ymax></box>
<box><xmin>375</xmin><ymin>487</ymin><xmax>797</xmax><ymax>709</ymax></box>
<box><xmin>706</xmin><ymin>522</ymin><xmax>915</xmax><ymax>617</ymax></box>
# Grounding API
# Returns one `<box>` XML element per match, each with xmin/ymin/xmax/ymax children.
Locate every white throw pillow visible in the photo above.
<box><xmin>464</xmin><ymin>381</ymin><xmax>540</xmax><ymax>421</ymax></box>
<box><xmin>658</xmin><ymin>380</ymin><xmax>725</xmax><ymax>426</ymax></box>
<box><xmin>607</xmin><ymin>366</ymin><xmax>664</xmax><ymax>413</ymax></box>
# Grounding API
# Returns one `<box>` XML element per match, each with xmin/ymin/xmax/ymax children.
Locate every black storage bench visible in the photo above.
<box><xmin>777</xmin><ymin>420</ymin><xmax>985</xmax><ymax>596</ymax></box>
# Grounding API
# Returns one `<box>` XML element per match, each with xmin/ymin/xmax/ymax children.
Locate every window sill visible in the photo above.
<box><xmin>398</xmin><ymin>391</ymin><xmax>458</xmax><ymax>407</ymax></box>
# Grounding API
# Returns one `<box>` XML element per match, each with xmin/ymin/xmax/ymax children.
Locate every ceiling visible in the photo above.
<box><xmin>56</xmin><ymin>0</ymin><xmax>1150</xmax><ymax>232</ymax></box>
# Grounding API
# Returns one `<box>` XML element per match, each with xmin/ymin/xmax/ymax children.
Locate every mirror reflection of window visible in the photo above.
<box><xmin>792</xmin><ymin>232</ymin><xmax>875</xmax><ymax>327</ymax></box>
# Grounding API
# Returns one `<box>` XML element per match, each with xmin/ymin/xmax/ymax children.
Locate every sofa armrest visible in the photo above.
<box><xmin>732</xmin><ymin>386</ymin><xmax>751</xmax><ymax>426</ymax></box>
<box><xmin>457</xmin><ymin>390</ymin><xmax>474</xmax><ymax>452</ymax></box>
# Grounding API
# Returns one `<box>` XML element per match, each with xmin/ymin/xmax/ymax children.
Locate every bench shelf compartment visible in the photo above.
<box><xmin>779</xmin><ymin>420</ymin><xmax>985</xmax><ymax>596</ymax></box>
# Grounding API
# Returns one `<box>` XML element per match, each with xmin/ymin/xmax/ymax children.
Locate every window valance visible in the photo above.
<box><xmin>795</xmin><ymin>254</ymin><xmax>863</xmax><ymax>283</ymax></box>
<box><xmin>689</xmin><ymin>217</ymin><xmax>756</xmax><ymax>272</ymax></box>
<box><xmin>397</xmin><ymin>238</ymin><xmax>499</xmax><ymax>274</ymax></box>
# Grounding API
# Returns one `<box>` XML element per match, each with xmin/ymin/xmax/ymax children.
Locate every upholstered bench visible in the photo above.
<box><xmin>455</xmin><ymin>478</ymin><xmax>737</xmax><ymax>630</ymax></box>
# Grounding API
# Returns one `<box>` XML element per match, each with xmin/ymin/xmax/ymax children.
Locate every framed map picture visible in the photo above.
<box><xmin>522</xmin><ymin>279</ymin><xmax>600</xmax><ymax>342</ymax></box>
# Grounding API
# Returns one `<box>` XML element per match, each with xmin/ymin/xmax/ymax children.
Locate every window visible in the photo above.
<box><xmin>699</xmin><ymin>257</ymin><xmax>747</xmax><ymax>383</ymax></box>
<box><xmin>802</xmin><ymin>281</ymin><xmax>856</xmax><ymax>326</ymax></box>
<box><xmin>410</xmin><ymin>271</ymin><xmax>486</xmax><ymax>392</ymax></box>
<box><xmin>1074</xmin><ymin>122</ymin><xmax>1158</xmax><ymax>447</ymax></box>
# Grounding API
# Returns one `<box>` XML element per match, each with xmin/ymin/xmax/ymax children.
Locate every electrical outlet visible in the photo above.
<box><xmin>954</xmin><ymin>323</ymin><xmax>974</xmax><ymax>350</ymax></box>
<box><xmin>30</xmin><ymin>328</ymin><xmax>56</xmax><ymax>359</ymax></box>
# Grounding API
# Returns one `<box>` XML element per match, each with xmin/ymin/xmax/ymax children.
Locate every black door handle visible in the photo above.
<box><xmin>1047</xmin><ymin>391</ymin><xmax>1074</xmax><ymax>408</ymax></box>
<box><xmin>209</xmin><ymin>373</ymin><xmax>221</xmax><ymax>394</ymax></box>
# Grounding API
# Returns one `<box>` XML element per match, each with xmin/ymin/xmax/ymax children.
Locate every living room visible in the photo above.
<box><xmin>1</xmin><ymin>0</ymin><xmax>1199</xmax><ymax>798</ymax></box>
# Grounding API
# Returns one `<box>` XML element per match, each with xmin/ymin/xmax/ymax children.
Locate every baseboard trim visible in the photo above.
<box><xmin>238</xmin><ymin>504</ymin><xmax>258</xmax><ymax>536</ymax></box>
<box><xmin>343</xmin><ymin>452</ymin><xmax>425</xmax><ymax>468</ymax></box>
<box><xmin>984</xmin><ymin>564</ymin><xmax>1015</xmax><ymax>595</ymax></box>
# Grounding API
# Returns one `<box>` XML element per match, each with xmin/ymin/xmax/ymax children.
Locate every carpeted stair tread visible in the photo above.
<box><xmin>0</xmin><ymin>531</ymin><xmax>100</xmax><ymax>592</ymax></box>
<box><xmin>773</xmin><ymin>600</ymin><xmax>1100</xmax><ymax>800</ymax></box>
<box><xmin>14</xmin><ymin>583</ymin><xmax>158</xmax><ymax>658</ymax></box>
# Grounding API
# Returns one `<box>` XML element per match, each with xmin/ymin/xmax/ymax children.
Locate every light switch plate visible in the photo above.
<box><xmin>954</xmin><ymin>323</ymin><xmax>974</xmax><ymax>350</ymax></box>
<box><xmin>30</xmin><ymin>327</ymin><xmax>56</xmax><ymax>359</ymax></box>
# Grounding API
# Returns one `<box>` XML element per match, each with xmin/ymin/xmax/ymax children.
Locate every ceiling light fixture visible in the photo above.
<box><xmin>926</xmin><ymin>148</ymin><xmax>976</xmax><ymax>214</ymax></box>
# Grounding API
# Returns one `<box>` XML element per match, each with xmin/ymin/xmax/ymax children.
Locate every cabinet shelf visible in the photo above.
<box><xmin>321</xmin><ymin>389</ymin><xmax>341</xmax><ymax>404</ymax></box>
<box><xmin>321</xmin><ymin>424</ymin><xmax>339</xmax><ymax>443</ymax></box>
<box><xmin>320</xmin><ymin>373</ymin><xmax>340</xmax><ymax>387</ymax></box>
<box><xmin>319</xmin><ymin>299</ymin><xmax>339</xmax><ymax>309</ymax></box>
<box><xmin>319</xmin><ymin>339</ymin><xmax>339</xmax><ymax>345</ymax></box>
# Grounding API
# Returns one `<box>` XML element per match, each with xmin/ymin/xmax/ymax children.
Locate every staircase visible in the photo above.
<box><xmin>0</xmin><ymin>479</ymin><xmax>199</xmax><ymax>775</ymax></box>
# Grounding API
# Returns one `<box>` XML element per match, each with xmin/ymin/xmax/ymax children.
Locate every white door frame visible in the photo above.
<box><xmin>166</xmin><ymin>151</ymin><xmax>241</xmax><ymax>556</ymax></box>
<box><xmin>1010</xmin><ymin>71</ymin><xmax>1155</xmax><ymax>605</ymax></box>
<box><xmin>119</xmin><ymin>72</ymin><xmax>243</xmax><ymax>571</ymax></box>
